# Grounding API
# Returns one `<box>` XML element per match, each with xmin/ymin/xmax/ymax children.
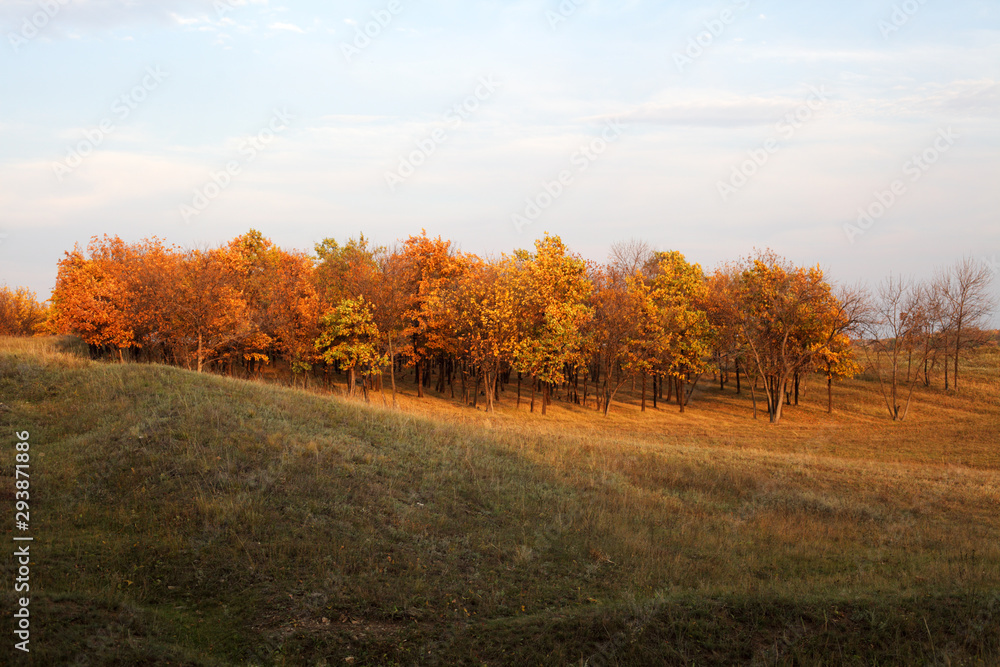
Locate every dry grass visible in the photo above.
<box><xmin>1</xmin><ymin>336</ymin><xmax>999</xmax><ymax>665</ymax></box>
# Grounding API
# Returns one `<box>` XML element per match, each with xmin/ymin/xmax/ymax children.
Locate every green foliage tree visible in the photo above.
<box><xmin>315</xmin><ymin>297</ymin><xmax>386</xmax><ymax>397</ymax></box>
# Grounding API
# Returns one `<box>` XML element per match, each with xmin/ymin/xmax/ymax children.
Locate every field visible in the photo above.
<box><xmin>2</xmin><ymin>335</ymin><xmax>1000</xmax><ymax>665</ymax></box>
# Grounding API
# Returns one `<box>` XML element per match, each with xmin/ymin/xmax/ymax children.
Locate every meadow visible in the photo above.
<box><xmin>1</xmin><ymin>335</ymin><xmax>999</xmax><ymax>665</ymax></box>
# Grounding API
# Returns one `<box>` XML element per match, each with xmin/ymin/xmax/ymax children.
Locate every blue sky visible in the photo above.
<box><xmin>1</xmin><ymin>0</ymin><xmax>998</xmax><ymax>302</ymax></box>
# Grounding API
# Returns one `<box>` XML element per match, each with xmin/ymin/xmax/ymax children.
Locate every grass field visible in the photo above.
<box><xmin>2</xmin><ymin>336</ymin><xmax>999</xmax><ymax>665</ymax></box>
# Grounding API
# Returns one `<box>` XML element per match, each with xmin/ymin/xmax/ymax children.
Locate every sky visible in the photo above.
<box><xmin>0</xmin><ymin>0</ymin><xmax>998</xmax><ymax>306</ymax></box>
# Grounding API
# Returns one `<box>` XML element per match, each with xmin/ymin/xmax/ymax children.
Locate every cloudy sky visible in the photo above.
<box><xmin>1</xmin><ymin>0</ymin><xmax>998</xmax><ymax>302</ymax></box>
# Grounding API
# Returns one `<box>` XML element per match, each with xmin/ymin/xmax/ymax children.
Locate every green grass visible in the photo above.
<box><xmin>2</xmin><ymin>336</ymin><xmax>999</xmax><ymax>665</ymax></box>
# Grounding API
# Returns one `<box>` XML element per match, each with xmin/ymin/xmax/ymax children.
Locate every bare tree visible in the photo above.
<box><xmin>609</xmin><ymin>239</ymin><xmax>654</xmax><ymax>277</ymax></box>
<box><xmin>937</xmin><ymin>257</ymin><xmax>996</xmax><ymax>391</ymax></box>
<box><xmin>859</xmin><ymin>276</ymin><xmax>933</xmax><ymax>421</ymax></box>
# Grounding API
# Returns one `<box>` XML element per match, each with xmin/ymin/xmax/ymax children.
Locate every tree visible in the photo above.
<box><xmin>811</xmin><ymin>332</ymin><xmax>861</xmax><ymax>413</ymax></box>
<box><xmin>859</xmin><ymin>276</ymin><xmax>933</xmax><ymax>421</ymax></box>
<box><xmin>313</xmin><ymin>234</ymin><xmax>383</xmax><ymax>307</ymax></box>
<box><xmin>371</xmin><ymin>244</ymin><xmax>409</xmax><ymax>405</ymax></box>
<box><xmin>646</xmin><ymin>251</ymin><xmax>714</xmax><ymax>413</ymax></box>
<box><xmin>730</xmin><ymin>251</ymin><xmax>863</xmax><ymax>423</ymax></box>
<box><xmin>172</xmin><ymin>248</ymin><xmax>246</xmax><ymax>373</ymax></box>
<box><xmin>937</xmin><ymin>257</ymin><xmax>995</xmax><ymax>391</ymax></box>
<box><xmin>399</xmin><ymin>231</ymin><xmax>464</xmax><ymax>398</ymax></box>
<box><xmin>446</xmin><ymin>255</ymin><xmax>519</xmax><ymax>412</ymax></box>
<box><xmin>315</xmin><ymin>297</ymin><xmax>385</xmax><ymax>397</ymax></box>
<box><xmin>512</xmin><ymin>234</ymin><xmax>592</xmax><ymax>415</ymax></box>
<box><xmin>269</xmin><ymin>249</ymin><xmax>322</xmax><ymax>386</ymax></box>
<box><xmin>50</xmin><ymin>239</ymin><xmax>135</xmax><ymax>360</ymax></box>
<box><xmin>218</xmin><ymin>230</ymin><xmax>280</xmax><ymax>375</ymax></box>
<box><xmin>586</xmin><ymin>260</ymin><xmax>644</xmax><ymax>415</ymax></box>
<box><xmin>705</xmin><ymin>265</ymin><xmax>745</xmax><ymax>394</ymax></box>
<box><xmin>0</xmin><ymin>286</ymin><xmax>47</xmax><ymax>336</ymax></box>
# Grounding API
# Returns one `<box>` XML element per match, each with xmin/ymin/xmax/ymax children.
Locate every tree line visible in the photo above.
<box><xmin>3</xmin><ymin>231</ymin><xmax>995</xmax><ymax>423</ymax></box>
<box><xmin>0</xmin><ymin>285</ymin><xmax>48</xmax><ymax>336</ymax></box>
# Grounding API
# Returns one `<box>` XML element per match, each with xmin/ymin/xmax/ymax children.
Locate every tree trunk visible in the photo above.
<box><xmin>197</xmin><ymin>332</ymin><xmax>204</xmax><ymax>373</ymax></box>
<box><xmin>485</xmin><ymin>368</ymin><xmax>494</xmax><ymax>412</ymax></box>
<box><xmin>676</xmin><ymin>376</ymin><xmax>685</xmax><ymax>413</ymax></box>
<box><xmin>944</xmin><ymin>350</ymin><xmax>949</xmax><ymax>390</ymax></box>
<box><xmin>542</xmin><ymin>382</ymin><xmax>549</xmax><ymax>415</ymax></box>
<box><xmin>770</xmin><ymin>378</ymin><xmax>786</xmax><ymax>423</ymax></box>
<box><xmin>416</xmin><ymin>360</ymin><xmax>424</xmax><ymax>398</ymax></box>
<box><xmin>827</xmin><ymin>372</ymin><xmax>833</xmax><ymax>414</ymax></box>
<box><xmin>735</xmin><ymin>359</ymin><xmax>741</xmax><ymax>394</ymax></box>
<box><xmin>641</xmin><ymin>371</ymin><xmax>647</xmax><ymax>412</ymax></box>
<box><xmin>530</xmin><ymin>376</ymin><xmax>536</xmax><ymax>413</ymax></box>
<box><xmin>388</xmin><ymin>342</ymin><xmax>398</xmax><ymax>407</ymax></box>
<box><xmin>954</xmin><ymin>322</ymin><xmax>962</xmax><ymax>390</ymax></box>
<box><xmin>652</xmin><ymin>374</ymin><xmax>657</xmax><ymax>409</ymax></box>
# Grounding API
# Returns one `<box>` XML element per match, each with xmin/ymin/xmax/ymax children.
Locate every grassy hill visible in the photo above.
<box><xmin>2</xmin><ymin>336</ymin><xmax>999</xmax><ymax>665</ymax></box>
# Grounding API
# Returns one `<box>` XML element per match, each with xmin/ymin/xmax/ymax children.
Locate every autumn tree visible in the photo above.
<box><xmin>512</xmin><ymin>234</ymin><xmax>592</xmax><ymax>415</ymax></box>
<box><xmin>705</xmin><ymin>265</ymin><xmax>746</xmax><ymax>394</ymax></box>
<box><xmin>268</xmin><ymin>249</ymin><xmax>322</xmax><ymax>385</ymax></box>
<box><xmin>445</xmin><ymin>255</ymin><xmax>520</xmax><ymax>411</ymax></box>
<box><xmin>811</xmin><ymin>332</ymin><xmax>861</xmax><ymax>413</ymax></box>
<box><xmin>367</xmin><ymin>244</ymin><xmax>410</xmax><ymax>404</ymax></box>
<box><xmin>315</xmin><ymin>297</ymin><xmax>385</xmax><ymax>397</ymax></box>
<box><xmin>645</xmin><ymin>251</ymin><xmax>714</xmax><ymax>413</ymax></box>
<box><xmin>730</xmin><ymin>250</ymin><xmax>863</xmax><ymax>423</ymax></box>
<box><xmin>313</xmin><ymin>234</ymin><xmax>383</xmax><ymax>307</ymax></box>
<box><xmin>172</xmin><ymin>248</ymin><xmax>247</xmax><ymax>372</ymax></box>
<box><xmin>218</xmin><ymin>230</ymin><xmax>281</xmax><ymax>375</ymax></box>
<box><xmin>586</xmin><ymin>260</ymin><xmax>644</xmax><ymax>415</ymax></box>
<box><xmin>50</xmin><ymin>238</ymin><xmax>136</xmax><ymax>360</ymax></box>
<box><xmin>399</xmin><ymin>231</ymin><xmax>464</xmax><ymax>398</ymax></box>
<box><xmin>0</xmin><ymin>286</ymin><xmax>47</xmax><ymax>336</ymax></box>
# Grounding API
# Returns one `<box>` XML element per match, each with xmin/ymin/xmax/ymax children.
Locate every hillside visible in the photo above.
<box><xmin>2</xmin><ymin>336</ymin><xmax>1000</xmax><ymax>665</ymax></box>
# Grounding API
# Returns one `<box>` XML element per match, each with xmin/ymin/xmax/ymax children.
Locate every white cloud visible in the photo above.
<box><xmin>268</xmin><ymin>21</ymin><xmax>303</xmax><ymax>33</ymax></box>
<box><xmin>593</xmin><ymin>92</ymin><xmax>819</xmax><ymax>127</ymax></box>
